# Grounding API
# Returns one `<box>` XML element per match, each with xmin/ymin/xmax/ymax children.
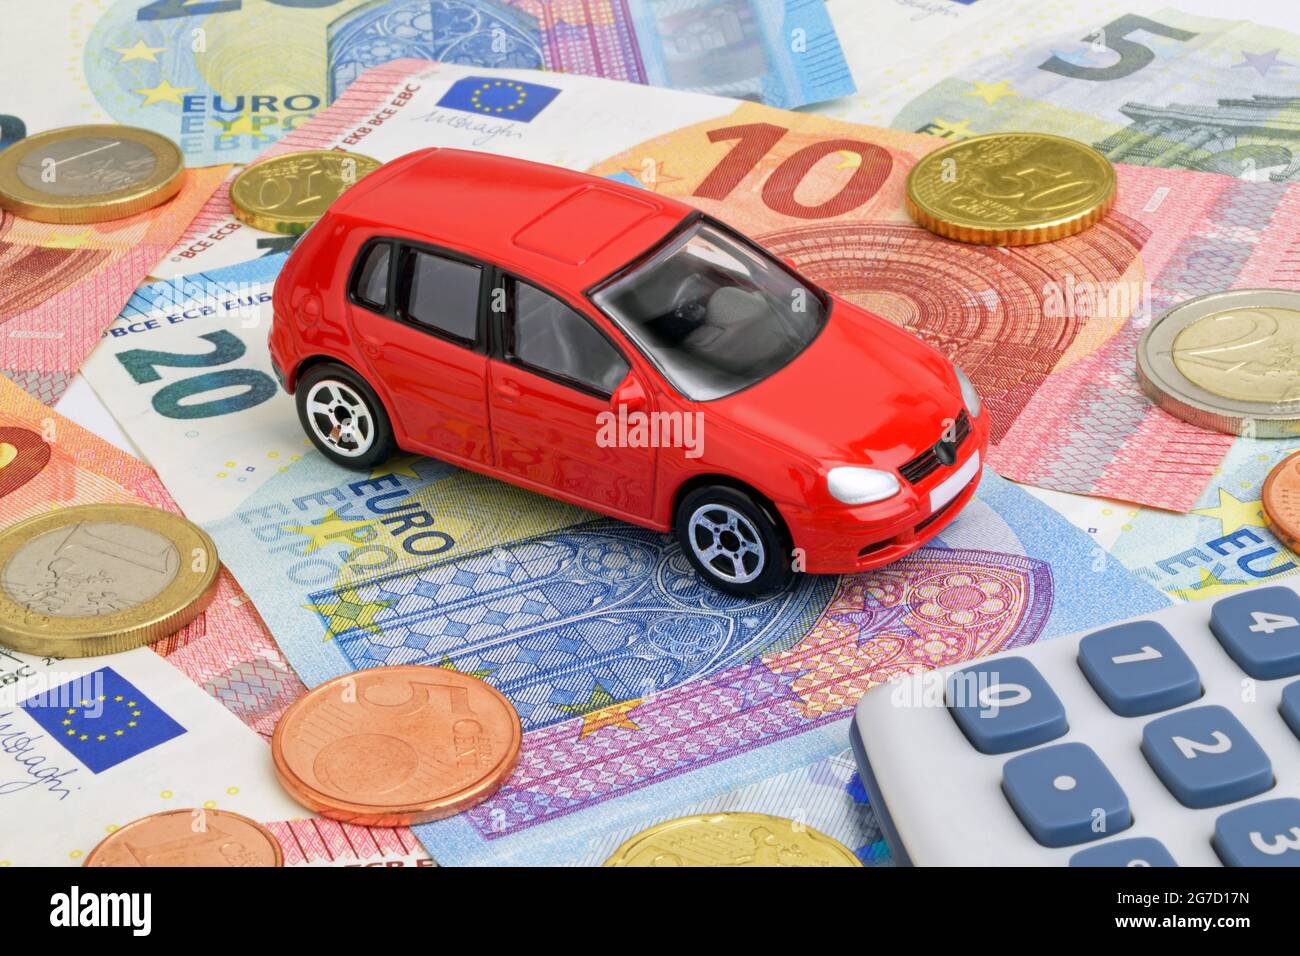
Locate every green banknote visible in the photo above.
<box><xmin>821</xmin><ymin>2</ymin><xmax>1300</xmax><ymax>182</ymax></box>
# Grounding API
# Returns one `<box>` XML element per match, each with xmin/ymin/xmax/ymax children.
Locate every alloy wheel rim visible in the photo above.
<box><xmin>687</xmin><ymin>503</ymin><xmax>766</xmax><ymax>584</ymax></box>
<box><xmin>305</xmin><ymin>379</ymin><xmax>376</xmax><ymax>458</ymax></box>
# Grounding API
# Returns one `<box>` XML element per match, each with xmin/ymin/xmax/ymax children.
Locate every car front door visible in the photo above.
<box><xmin>348</xmin><ymin>239</ymin><xmax>493</xmax><ymax>465</ymax></box>
<box><xmin>487</xmin><ymin>276</ymin><xmax>656</xmax><ymax>520</ymax></box>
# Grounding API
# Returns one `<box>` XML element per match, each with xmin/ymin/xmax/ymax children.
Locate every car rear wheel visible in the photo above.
<box><xmin>296</xmin><ymin>363</ymin><xmax>396</xmax><ymax>470</ymax></box>
<box><xmin>675</xmin><ymin>485</ymin><xmax>792</xmax><ymax>596</ymax></box>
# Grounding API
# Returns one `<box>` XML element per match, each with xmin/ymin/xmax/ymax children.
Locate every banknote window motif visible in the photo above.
<box><xmin>19</xmin><ymin>667</ymin><xmax>185</xmax><ymax>774</ymax></box>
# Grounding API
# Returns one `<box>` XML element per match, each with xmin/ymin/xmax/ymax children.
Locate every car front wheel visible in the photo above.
<box><xmin>675</xmin><ymin>485</ymin><xmax>792</xmax><ymax>596</ymax></box>
<box><xmin>296</xmin><ymin>363</ymin><xmax>397</xmax><ymax>470</ymax></box>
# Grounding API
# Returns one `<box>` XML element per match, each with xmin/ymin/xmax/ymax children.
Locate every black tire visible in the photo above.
<box><xmin>674</xmin><ymin>484</ymin><xmax>792</xmax><ymax>596</ymax></box>
<box><xmin>295</xmin><ymin>362</ymin><xmax>397</xmax><ymax>470</ymax></box>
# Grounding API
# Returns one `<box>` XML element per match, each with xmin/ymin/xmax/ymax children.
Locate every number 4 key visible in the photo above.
<box><xmin>1210</xmin><ymin>587</ymin><xmax>1300</xmax><ymax>679</ymax></box>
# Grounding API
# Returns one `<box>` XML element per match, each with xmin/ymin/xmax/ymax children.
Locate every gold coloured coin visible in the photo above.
<box><xmin>230</xmin><ymin>150</ymin><xmax>382</xmax><ymax>235</ymax></box>
<box><xmin>0</xmin><ymin>504</ymin><xmax>220</xmax><ymax>657</ymax></box>
<box><xmin>1137</xmin><ymin>289</ymin><xmax>1300</xmax><ymax>436</ymax></box>
<box><xmin>905</xmin><ymin>132</ymin><xmax>1116</xmax><ymax>245</ymax></box>
<box><xmin>0</xmin><ymin>125</ymin><xmax>184</xmax><ymax>223</ymax></box>
<box><xmin>603</xmin><ymin>812</ymin><xmax>864</xmax><ymax>867</ymax></box>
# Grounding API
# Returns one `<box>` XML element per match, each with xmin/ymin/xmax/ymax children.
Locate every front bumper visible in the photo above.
<box><xmin>783</xmin><ymin>423</ymin><xmax>989</xmax><ymax>574</ymax></box>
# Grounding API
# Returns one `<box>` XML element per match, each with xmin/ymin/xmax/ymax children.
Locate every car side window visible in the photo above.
<box><xmin>400</xmin><ymin>248</ymin><xmax>482</xmax><ymax>343</ymax></box>
<box><xmin>509</xmin><ymin>280</ymin><xmax>629</xmax><ymax>395</ymax></box>
<box><xmin>352</xmin><ymin>242</ymin><xmax>391</xmax><ymax>311</ymax></box>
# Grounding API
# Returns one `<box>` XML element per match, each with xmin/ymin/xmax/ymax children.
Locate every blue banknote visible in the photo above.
<box><xmin>412</xmin><ymin>471</ymin><xmax>1169</xmax><ymax>864</ymax></box>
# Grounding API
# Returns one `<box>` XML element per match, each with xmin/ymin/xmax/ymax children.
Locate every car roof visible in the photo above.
<box><xmin>331</xmin><ymin>147</ymin><xmax>695</xmax><ymax>291</ymax></box>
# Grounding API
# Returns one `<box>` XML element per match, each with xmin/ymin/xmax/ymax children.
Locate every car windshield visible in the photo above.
<box><xmin>591</xmin><ymin>221</ymin><xmax>827</xmax><ymax>400</ymax></box>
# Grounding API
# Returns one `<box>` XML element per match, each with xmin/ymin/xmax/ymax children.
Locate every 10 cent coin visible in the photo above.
<box><xmin>272</xmin><ymin>665</ymin><xmax>522</xmax><ymax>826</ymax></box>
<box><xmin>230</xmin><ymin>149</ymin><xmax>381</xmax><ymax>235</ymax></box>
<box><xmin>0</xmin><ymin>503</ymin><xmax>220</xmax><ymax>657</ymax></box>
<box><xmin>604</xmin><ymin>812</ymin><xmax>864</xmax><ymax>867</ymax></box>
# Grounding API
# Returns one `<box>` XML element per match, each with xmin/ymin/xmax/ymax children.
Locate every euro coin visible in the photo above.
<box><xmin>1263</xmin><ymin>451</ymin><xmax>1300</xmax><ymax>552</ymax></box>
<box><xmin>272</xmin><ymin>665</ymin><xmax>521</xmax><ymax>826</ymax></box>
<box><xmin>85</xmin><ymin>809</ymin><xmax>283</xmax><ymax>867</ymax></box>
<box><xmin>0</xmin><ymin>124</ymin><xmax>184</xmax><ymax>223</ymax></box>
<box><xmin>1137</xmin><ymin>289</ymin><xmax>1300</xmax><ymax>437</ymax></box>
<box><xmin>905</xmin><ymin>132</ymin><xmax>1116</xmax><ymax>245</ymax></box>
<box><xmin>0</xmin><ymin>504</ymin><xmax>220</xmax><ymax>657</ymax></box>
<box><xmin>230</xmin><ymin>150</ymin><xmax>381</xmax><ymax>235</ymax></box>
<box><xmin>603</xmin><ymin>812</ymin><xmax>864</xmax><ymax>867</ymax></box>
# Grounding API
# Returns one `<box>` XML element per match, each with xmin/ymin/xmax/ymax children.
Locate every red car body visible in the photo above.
<box><xmin>269</xmin><ymin>148</ymin><xmax>987</xmax><ymax>581</ymax></box>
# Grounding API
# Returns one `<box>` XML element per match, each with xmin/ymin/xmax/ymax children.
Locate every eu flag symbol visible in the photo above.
<box><xmin>436</xmin><ymin>76</ymin><xmax>560</xmax><ymax>122</ymax></box>
<box><xmin>20</xmin><ymin>667</ymin><xmax>185</xmax><ymax>774</ymax></box>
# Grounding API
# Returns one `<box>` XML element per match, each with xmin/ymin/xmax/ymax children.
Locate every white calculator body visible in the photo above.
<box><xmin>851</xmin><ymin>582</ymin><xmax>1300</xmax><ymax>866</ymax></box>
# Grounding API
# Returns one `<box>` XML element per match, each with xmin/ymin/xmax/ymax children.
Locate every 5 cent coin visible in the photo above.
<box><xmin>0</xmin><ymin>503</ymin><xmax>220</xmax><ymax>657</ymax></box>
<box><xmin>604</xmin><ymin>812</ymin><xmax>864</xmax><ymax>867</ymax></box>
<box><xmin>272</xmin><ymin>665</ymin><xmax>521</xmax><ymax>826</ymax></box>
<box><xmin>85</xmin><ymin>809</ymin><xmax>283</xmax><ymax>867</ymax></box>
<box><xmin>906</xmin><ymin>132</ymin><xmax>1116</xmax><ymax>245</ymax></box>
<box><xmin>1263</xmin><ymin>451</ymin><xmax>1300</xmax><ymax>552</ymax></box>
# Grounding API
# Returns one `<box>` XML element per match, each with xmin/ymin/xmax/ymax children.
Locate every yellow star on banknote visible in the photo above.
<box><xmin>966</xmin><ymin>80</ymin><xmax>1018</xmax><ymax>105</ymax></box>
<box><xmin>834</xmin><ymin>149</ymin><xmax>862</xmax><ymax>170</ymax></box>
<box><xmin>113</xmin><ymin>40</ymin><xmax>165</xmax><ymax>63</ymax></box>
<box><xmin>370</xmin><ymin>456</ymin><xmax>422</xmax><ymax>481</ymax></box>
<box><xmin>42</xmin><ymin>229</ymin><xmax>95</xmax><ymax>249</ymax></box>
<box><xmin>561</xmin><ymin>682</ymin><xmax>643</xmax><ymax>737</ymax></box>
<box><xmin>283</xmin><ymin>508</ymin><xmax>371</xmax><ymax>554</ymax></box>
<box><xmin>305</xmin><ymin>589</ymin><xmax>394</xmax><ymax>638</ymax></box>
<box><xmin>133</xmin><ymin>79</ymin><xmax>193</xmax><ymax>106</ymax></box>
<box><xmin>1192</xmin><ymin>488</ymin><xmax>1266</xmax><ymax>535</ymax></box>
<box><xmin>433</xmin><ymin>655</ymin><xmax>495</xmax><ymax>680</ymax></box>
<box><xmin>929</xmin><ymin>118</ymin><xmax>975</xmax><ymax>139</ymax></box>
<box><xmin>212</xmin><ymin>111</ymin><xmax>271</xmax><ymax>140</ymax></box>
<box><xmin>1171</xmin><ymin>567</ymin><xmax>1258</xmax><ymax>602</ymax></box>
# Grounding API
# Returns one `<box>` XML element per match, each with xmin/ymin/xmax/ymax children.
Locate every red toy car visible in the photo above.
<box><xmin>269</xmin><ymin>148</ymin><xmax>988</xmax><ymax>594</ymax></box>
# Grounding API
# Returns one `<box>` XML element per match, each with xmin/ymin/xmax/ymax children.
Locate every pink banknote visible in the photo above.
<box><xmin>0</xmin><ymin>166</ymin><xmax>228</xmax><ymax>403</ymax></box>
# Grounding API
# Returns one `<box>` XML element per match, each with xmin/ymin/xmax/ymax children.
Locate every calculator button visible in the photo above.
<box><xmin>1069</xmin><ymin>837</ymin><xmax>1177</xmax><ymax>867</ymax></box>
<box><xmin>946</xmin><ymin>657</ymin><xmax>1067</xmax><ymax>754</ymax></box>
<box><xmin>1214</xmin><ymin>798</ymin><xmax>1300</xmax><ymax>867</ymax></box>
<box><xmin>1077</xmin><ymin>621</ymin><xmax>1200</xmax><ymax>717</ymax></box>
<box><xmin>1209</xmin><ymin>587</ymin><xmax>1300</xmax><ymax>679</ymax></box>
<box><xmin>1283</xmin><ymin>682</ymin><xmax>1300</xmax><ymax>741</ymax></box>
<box><xmin>1141</xmin><ymin>705</ymin><xmax>1273</xmax><ymax>809</ymax></box>
<box><xmin>1002</xmin><ymin>742</ymin><xmax>1131</xmax><ymax>848</ymax></box>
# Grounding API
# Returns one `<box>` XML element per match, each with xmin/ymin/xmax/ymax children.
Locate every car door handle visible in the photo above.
<box><xmin>358</xmin><ymin>336</ymin><xmax>382</xmax><ymax>358</ymax></box>
<box><xmin>494</xmin><ymin>380</ymin><xmax>521</xmax><ymax>403</ymax></box>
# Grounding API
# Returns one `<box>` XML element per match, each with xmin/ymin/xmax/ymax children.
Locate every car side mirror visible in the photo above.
<box><xmin>611</xmin><ymin>371</ymin><xmax>646</xmax><ymax>413</ymax></box>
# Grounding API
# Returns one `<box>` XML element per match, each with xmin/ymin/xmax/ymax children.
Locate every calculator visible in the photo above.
<box><xmin>850</xmin><ymin>582</ymin><xmax>1300</xmax><ymax>866</ymax></box>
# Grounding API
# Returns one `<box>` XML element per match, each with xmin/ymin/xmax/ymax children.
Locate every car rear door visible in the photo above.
<box><xmin>347</xmin><ymin>238</ymin><xmax>493</xmax><ymax>465</ymax></box>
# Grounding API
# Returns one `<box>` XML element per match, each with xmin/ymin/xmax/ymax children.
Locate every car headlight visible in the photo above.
<box><xmin>954</xmin><ymin>365</ymin><xmax>981</xmax><ymax>417</ymax></box>
<box><xmin>827</xmin><ymin>466</ymin><xmax>901</xmax><ymax>505</ymax></box>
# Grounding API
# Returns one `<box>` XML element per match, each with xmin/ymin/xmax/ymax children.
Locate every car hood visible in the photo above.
<box><xmin>706</xmin><ymin>297</ymin><xmax>964</xmax><ymax>469</ymax></box>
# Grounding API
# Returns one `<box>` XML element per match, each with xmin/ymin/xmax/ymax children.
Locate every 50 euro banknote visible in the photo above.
<box><xmin>159</xmin><ymin>59</ymin><xmax>1296</xmax><ymax>511</ymax></box>
<box><xmin>1</xmin><ymin>0</ymin><xmax>853</xmax><ymax>166</ymax></box>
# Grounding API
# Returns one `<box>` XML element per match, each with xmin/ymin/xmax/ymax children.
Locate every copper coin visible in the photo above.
<box><xmin>271</xmin><ymin>665</ymin><xmax>521</xmax><ymax>826</ymax></box>
<box><xmin>1263</xmin><ymin>451</ymin><xmax>1300</xmax><ymax>552</ymax></box>
<box><xmin>84</xmin><ymin>809</ymin><xmax>283</xmax><ymax>867</ymax></box>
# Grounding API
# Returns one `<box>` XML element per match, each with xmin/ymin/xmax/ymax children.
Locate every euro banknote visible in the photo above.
<box><xmin>1</xmin><ymin>0</ymin><xmax>853</xmax><ymax>167</ymax></box>
<box><xmin>0</xmin><ymin>165</ymin><xmax>228</xmax><ymax>405</ymax></box>
<box><xmin>0</xmin><ymin>376</ymin><xmax>432</xmax><ymax>865</ymax></box>
<box><xmin>0</xmin><ymin>643</ymin><xmax>428</xmax><ymax>866</ymax></box>
<box><xmin>159</xmin><ymin>60</ymin><xmax>1289</xmax><ymax>511</ymax></box>
<box><xmin>827</xmin><ymin>1</ymin><xmax>1300</xmax><ymax>190</ymax></box>
<box><xmin>571</xmin><ymin>749</ymin><xmax>893</xmax><ymax>866</ymax></box>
